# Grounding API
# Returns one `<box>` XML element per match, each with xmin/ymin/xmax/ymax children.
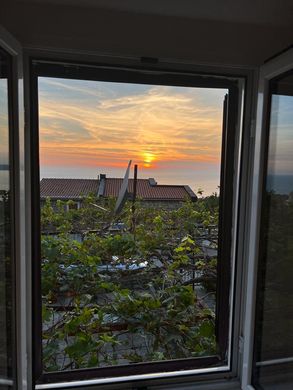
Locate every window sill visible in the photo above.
<box><xmin>35</xmin><ymin>377</ymin><xmax>241</xmax><ymax>390</ymax></box>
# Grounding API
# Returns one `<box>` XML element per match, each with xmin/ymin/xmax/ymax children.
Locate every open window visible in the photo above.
<box><xmin>0</xmin><ymin>46</ymin><xmax>16</xmax><ymax>389</ymax></box>
<box><xmin>29</xmin><ymin>60</ymin><xmax>242</xmax><ymax>387</ymax></box>
<box><xmin>252</xmin><ymin>62</ymin><xmax>293</xmax><ymax>390</ymax></box>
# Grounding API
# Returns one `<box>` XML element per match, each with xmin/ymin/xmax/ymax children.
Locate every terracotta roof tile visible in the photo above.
<box><xmin>40</xmin><ymin>178</ymin><xmax>99</xmax><ymax>199</ymax></box>
<box><xmin>40</xmin><ymin>178</ymin><xmax>196</xmax><ymax>201</ymax></box>
<box><xmin>104</xmin><ymin>178</ymin><xmax>194</xmax><ymax>201</ymax></box>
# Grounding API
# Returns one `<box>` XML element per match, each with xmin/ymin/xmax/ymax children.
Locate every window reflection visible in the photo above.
<box><xmin>253</xmin><ymin>71</ymin><xmax>293</xmax><ymax>389</ymax></box>
<box><xmin>0</xmin><ymin>48</ymin><xmax>13</xmax><ymax>386</ymax></box>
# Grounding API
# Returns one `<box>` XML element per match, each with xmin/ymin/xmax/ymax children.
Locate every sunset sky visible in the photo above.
<box><xmin>268</xmin><ymin>94</ymin><xmax>293</xmax><ymax>175</ymax></box>
<box><xmin>38</xmin><ymin>77</ymin><xmax>227</xmax><ymax>195</ymax></box>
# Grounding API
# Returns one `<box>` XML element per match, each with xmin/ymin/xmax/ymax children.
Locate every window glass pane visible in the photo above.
<box><xmin>38</xmin><ymin>75</ymin><xmax>230</xmax><ymax>374</ymax></box>
<box><xmin>253</xmin><ymin>70</ymin><xmax>293</xmax><ymax>389</ymax></box>
<box><xmin>0</xmin><ymin>49</ymin><xmax>13</xmax><ymax>385</ymax></box>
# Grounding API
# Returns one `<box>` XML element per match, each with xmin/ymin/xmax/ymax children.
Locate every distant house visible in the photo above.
<box><xmin>40</xmin><ymin>174</ymin><xmax>197</xmax><ymax>210</ymax></box>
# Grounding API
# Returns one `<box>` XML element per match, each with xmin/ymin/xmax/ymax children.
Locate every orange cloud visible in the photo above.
<box><xmin>39</xmin><ymin>79</ymin><xmax>225</xmax><ymax>176</ymax></box>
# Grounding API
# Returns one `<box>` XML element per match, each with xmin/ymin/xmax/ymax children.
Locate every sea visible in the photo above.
<box><xmin>267</xmin><ymin>174</ymin><xmax>293</xmax><ymax>195</ymax></box>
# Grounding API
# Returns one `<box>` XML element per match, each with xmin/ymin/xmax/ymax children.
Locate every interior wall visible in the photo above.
<box><xmin>0</xmin><ymin>2</ymin><xmax>292</xmax><ymax>67</ymax></box>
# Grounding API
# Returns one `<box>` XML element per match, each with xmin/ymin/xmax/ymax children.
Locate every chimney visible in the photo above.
<box><xmin>98</xmin><ymin>174</ymin><xmax>106</xmax><ymax>197</ymax></box>
<box><xmin>148</xmin><ymin>178</ymin><xmax>157</xmax><ymax>186</ymax></box>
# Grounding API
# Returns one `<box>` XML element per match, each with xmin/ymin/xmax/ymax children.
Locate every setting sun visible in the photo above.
<box><xmin>142</xmin><ymin>152</ymin><xmax>156</xmax><ymax>168</ymax></box>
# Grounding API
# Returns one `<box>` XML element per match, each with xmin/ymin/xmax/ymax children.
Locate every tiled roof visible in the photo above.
<box><xmin>40</xmin><ymin>178</ymin><xmax>196</xmax><ymax>201</ymax></box>
<box><xmin>40</xmin><ymin>178</ymin><xmax>99</xmax><ymax>199</ymax></box>
<box><xmin>104</xmin><ymin>178</ymin><xmax>194</xmax><ymax>201</ymax></box>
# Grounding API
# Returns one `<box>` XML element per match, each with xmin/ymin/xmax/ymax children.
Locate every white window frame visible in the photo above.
<box><xmin>5</xmin><ymin>23</ymin><xmax>293</xmax><ymax>390</ymax></box>
<box><xmin>241</xmin><ymin>47</ymin><xmax>293</xmax><ymax>390</ymax></box>
<box><xmin>0</xmin><ymin>25</ymin><xmax>28</xmax><ymax>390</ymax></box>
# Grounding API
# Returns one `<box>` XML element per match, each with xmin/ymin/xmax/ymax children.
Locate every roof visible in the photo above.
<box><xmin>40</xmin><ymin>178</ymin><xmax>99</xmax><ymax>199</ymax></box>
<box><xmin>104</xmin><ymin>178</ymin><xmax>195</xmax><ymax>201</ymax></box>
<box><xmin>40</xmin><ymin>177</ymin><xmax>197</xmax><ymax>201</ymax></box>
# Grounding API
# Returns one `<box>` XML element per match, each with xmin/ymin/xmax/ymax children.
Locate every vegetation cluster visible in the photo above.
<box><xmin>41</xmin><ymin>194</ymin><xmax>219</xmax><ymax>371</ymax></box>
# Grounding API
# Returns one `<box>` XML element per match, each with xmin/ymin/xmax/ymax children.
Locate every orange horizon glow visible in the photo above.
<box><xmin>40</xmin><ymin>142</ymin><xmax>221</xmax><ymax>167</ymax></box>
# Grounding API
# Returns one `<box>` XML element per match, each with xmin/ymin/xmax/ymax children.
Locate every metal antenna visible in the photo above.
<box><xmin>114</xmin><ymin>160</ymin><xmax>132</xmax><ymax>215</ymax></box>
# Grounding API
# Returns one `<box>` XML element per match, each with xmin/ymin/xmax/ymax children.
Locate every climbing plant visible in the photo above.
<box><xmin>41</xmin><ymin>194</ymin><xmax>219</xmax><ymax>371</ymax></box>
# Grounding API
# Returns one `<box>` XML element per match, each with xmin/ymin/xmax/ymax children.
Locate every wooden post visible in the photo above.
<box><xmin>131</xmin><ymin>164</ymin><xmax>138</xmax><ymax>233</ymax></box>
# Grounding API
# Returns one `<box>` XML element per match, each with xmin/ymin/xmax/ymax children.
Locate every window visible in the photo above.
<box><xmin>66</xmin><ymin>202</ymin><xmax>80</xmax><ymax>211</ymax></box>
<box><xmin>0</xmin><ymin>48</ymin><xmax>16</xmax><ymax>388</ymax></box>
<box><xmin>30</xmin><ymin>60</ymin><xmax>242</xmax><ymax>386</ymax></box>
<box><xmin>252</xmin><ymin>70</ymin><xmax>293</xmax><ymax>389</ymax></box>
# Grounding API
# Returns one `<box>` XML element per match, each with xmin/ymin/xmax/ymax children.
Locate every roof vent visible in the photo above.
<box><xmin>98</xmin><ymin>174</ymin><xmax>106</xmax><ymax>196</ymax></box>
<box><xmin>148</xmin><ymin>178</ymin><xmax>157</xmax><ymax>186</ymax></box>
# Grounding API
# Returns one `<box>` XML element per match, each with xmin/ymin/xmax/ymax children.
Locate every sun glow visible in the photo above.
<box><xmin>143</xmin><ymin>152</ymin><xmax>156</xmax><ymax>168</ymax></box>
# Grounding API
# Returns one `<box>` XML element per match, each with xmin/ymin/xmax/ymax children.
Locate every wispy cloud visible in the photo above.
<box><xmin>39</xmin><ymin>78</ymin><xmax>226</xmax><ymax>192</ymax></box>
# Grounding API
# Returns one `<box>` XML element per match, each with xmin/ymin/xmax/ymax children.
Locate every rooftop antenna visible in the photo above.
<box><xmin>114</xmin><ymin>160</ymin><xmax>132</xmax><ymax>215</ymax></box>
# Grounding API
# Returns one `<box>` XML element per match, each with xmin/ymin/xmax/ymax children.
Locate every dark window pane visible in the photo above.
<box><xmin>253</xmin><ymin>70</ymin><xmax>293</xmax><ymax>389</ymax></box>
<box><xmin>0</xmin><ymin>49</ymin><xmax>14</xmax><ymax>386</ymax></box>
